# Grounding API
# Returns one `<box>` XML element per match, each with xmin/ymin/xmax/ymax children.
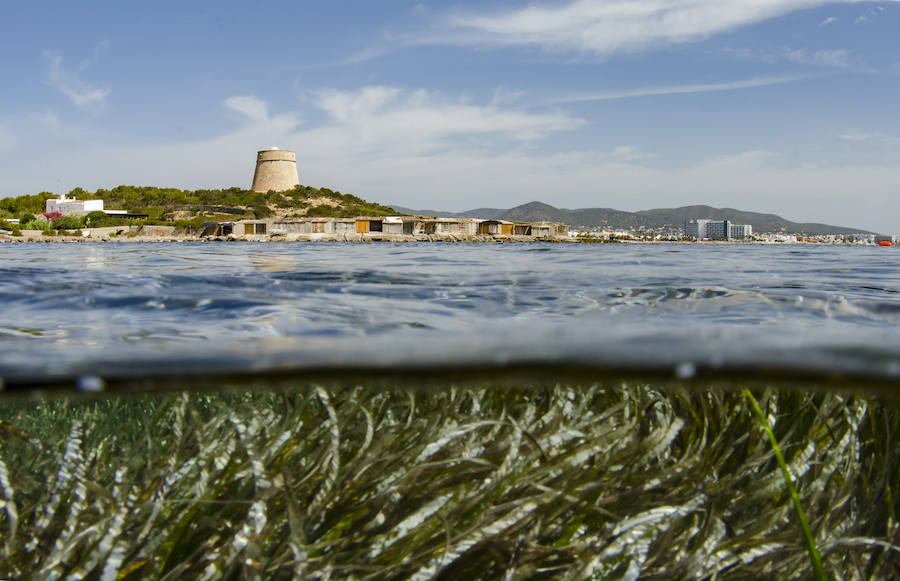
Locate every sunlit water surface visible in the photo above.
<box><xmin>1</xmin><ymin>241</ymin><xmax>898</xmax><ymax>387</ymax></box>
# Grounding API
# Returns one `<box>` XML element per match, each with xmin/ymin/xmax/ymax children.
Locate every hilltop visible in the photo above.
<box><xmin>392</xmin><ymin>201</ymin><xmax>876</xmax><ymax>236</ymax></box>
<box><xmin>0</xmin><ymin>185</ymin><xmax>395</xmax><ymax>231</ymax></box>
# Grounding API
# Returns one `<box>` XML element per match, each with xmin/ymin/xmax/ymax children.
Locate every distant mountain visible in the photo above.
<box><xmin>392</xmin><ymin>201</ymin><xmax>876</xmax><ymax>236</ymax></box>
<box><xmin>389</xmin><ymin>205</ymin><xmax>507</xmax><ymax>219</ymax></box>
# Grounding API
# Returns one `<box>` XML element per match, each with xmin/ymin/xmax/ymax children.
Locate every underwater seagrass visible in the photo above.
<box><xmin>1</xmin><ymin>383</ymin><xmax>898</xmax><ymax>579</ymax></box>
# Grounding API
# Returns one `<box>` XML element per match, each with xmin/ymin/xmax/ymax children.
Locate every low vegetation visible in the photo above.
<box><xmin>0</xmin><ymin>219</ymin><xmax>21</xmax><ymax>236</ymax></box>
<box><xmin>0</xmin><ymin>185</ymin><xmax>396</xmax><ymax>233</ymax></box>
<box><xmin>1</xmin><ymin>383</ymin><xmax>897</xmax><ymax>578</ymax></box>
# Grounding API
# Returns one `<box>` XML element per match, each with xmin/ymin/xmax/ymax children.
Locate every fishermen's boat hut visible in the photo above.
<box><xmin>355</xmin><ymin>217</ymin><xmax>383</xmax><ymax>233</ymax></box>
<box><xmin>242</xmin><ymin>221</ymin><xmax>269</xmax><ymax>235</ymax></box>
<box><xmin>513</xmin><ymin>223</ymin><xmax>532</xmax><ymax>235</ymax></box>
<box><xmin>478</xmin><ymin>220</ymin><xmax>514</xmax><ymax>235</ymax></box>
<box><xmin>530</xmin><ymin>222</ymin><xmax>569</xmax><ymax>237</ymax></box>
<box><xmin>382</xmin><ymin>216</ymin><xmax>419</xmax><ymax>235</ymax></box>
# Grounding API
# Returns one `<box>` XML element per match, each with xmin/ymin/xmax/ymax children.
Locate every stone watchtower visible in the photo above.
<box><xmin>251</xmin><ymin>147</ymin><xmax>300</xmax><ymax>193</ymax></box>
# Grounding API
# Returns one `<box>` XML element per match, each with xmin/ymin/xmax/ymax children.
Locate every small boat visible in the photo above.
<box><xmin>878</xmin><ymin>240</ymin><xmax>893</xmax><ymax>246</ymax></box>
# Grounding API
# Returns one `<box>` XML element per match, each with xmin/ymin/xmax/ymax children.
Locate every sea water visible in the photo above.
<box><xmin>0</xmin><ymin>241</ymin><xmax>898</xmax><ymax>388</ymax></box>
<box><xmin>2</xmin><ymin>241</ymin><xmax>899</xmax><ymax>579</ymax></box>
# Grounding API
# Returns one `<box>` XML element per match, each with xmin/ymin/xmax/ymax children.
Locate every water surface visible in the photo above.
<box><xmin>1</xmin><ymin>242</ymin><xmax>898</xmax><ymax>388</ymax></box>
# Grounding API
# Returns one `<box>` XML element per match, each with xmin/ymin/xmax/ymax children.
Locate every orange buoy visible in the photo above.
<box><xmin>879</xmin><ymin>240</ymin><xmax>893</xmax><ymax>246</ymax></box>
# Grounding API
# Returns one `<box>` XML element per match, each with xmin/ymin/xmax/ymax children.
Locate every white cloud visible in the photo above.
<box><xmin>296</xmin><ymin>45</ymin><xmax>395</xmax><ymax>70</ymax></box>
<box><xmin>490</xmin><ymin>87</ymin><xmax>526</xmax><ymax>107</ymax></box>
<box><xmin>43</xmin><ymin>50</ymin><xmax>110</xmax><ymax>108</ymax></box>
<box><xmin>610</xmin><ymin>146</ymin><xmax>649</xmax><ymax>162</ymax></box>
<box><xmin>855</xmin><ymin>5</ymin><xmax>886</xmax><ymax>23</ymax></box>
<box><xmin>723</xmin><ymin>46</ymin><xmax>850</xmax><ymax>69</ymax></box>
<box><xmin>301</xmin><ymin>86</ymin><xmax>584</xmax><ymax>156</ymax></box>
<box><xmin>4</xmin><ymin>88</ymin><xmax>900</xmax><ymax>234</ymax></box>
<box><xmin>0</xmin><ymin>88</ymin><xmax>583</xmax><ymax>195</ymax></box>
<box><xmin>225</xmin><ymin>95</ymin><xmax>269</xmax><ymax>122</ymax></box>
<box><xmin>819</xmin><ymin>16</ymin><xmax>840</xmax><ymax>25</ymax></box>
<box><xmin>445</xmin><ymin>1</ymin><xmax>882</xmax><ymax>56</ymax></box>
<box><xmin>553</xmin><ymin>75</ymin><xmax>805</xmax><ymax>103</ymax></box>
<box><xmin>785</xmin><ymin>48</ymin><xmax>849</xmax><ymax>67</ymax></box>
<box><xmin>224</xmin><ymin>95</ymin><xmax>301</xmax><ymax>136</ymax></box>
<box><xmin>838</xmin><ymin>130</ymin><xmax>887</xmax><ymax>141</ymax></box>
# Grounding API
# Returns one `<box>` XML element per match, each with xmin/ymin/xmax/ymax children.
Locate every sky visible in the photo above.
<box><xmin>1</xmin><ymin>1</ymin><xmax>899</xmax><ymax>233</ymax></box>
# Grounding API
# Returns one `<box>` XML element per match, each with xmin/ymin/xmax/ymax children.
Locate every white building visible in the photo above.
<box><xmin>46</xmin><ymin>195</ymin><xmax>104</xmax><ymax>215</ymax></box>
<box><xmin>705</xmin><ymin>220</ymin><xmax>729</xmax><ymax>240</ymax></box>
<box><xmin>684</xmin><ymin>219</ymin><xmax>709</xmax><ymax>239</ymax></box>
<box><xmin>729</xmin><ymin>223</ymin><xmax>753</xmax><ymax>238</ymax></box>
<box><xmin>685</xmin><ymin>219</ymin><xmax>752</xmax><ymax>240</ymax></box>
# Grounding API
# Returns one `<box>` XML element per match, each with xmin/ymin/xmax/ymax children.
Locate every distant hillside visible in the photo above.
<box><xmin>394</xmin><ymin>201</ymin><xmax>875</xmax><ymax>235</ymax></box>
<box><xmin>632</xmin><ymin>205</ymin><xmax>874</xmax><ymax>236</ymax></box>
<box><xmin>2</xmin><ymin>184</ymin><xmax>395</xmax><ymax>224</ymax></box>
<box><xmin>390</xmin><ymin>205</ymin><xmax>507</xmax><ymax>219</ymax></box>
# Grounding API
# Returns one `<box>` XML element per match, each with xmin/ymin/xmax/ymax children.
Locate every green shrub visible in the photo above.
<box><xmin>0</xmin><ymin>192</ymin><xmax>53</xmax><ymax>215</ymax></box>
<box><xmin>0</xmin><ymin>219</ymin><xmax>21</xmax><ymax>235</ymax></box>
<box><xmin>305</xmin><ymin>204</ymin><xmax>341</xmax><ymax>217</ymax></box>
<box><xmin>22</xmin><ymin>216</ymin><xmax>49</xmax><ymax>230</ymax></box>
<box><xmin>4</xmin><ymin>183</ymin><xmax>396</xmax><ymax>225</ymax></box>
<box><xmin>137</xmin><ymin>207</ymin><xmax>165</xmax><ymax>220</ymax></box>
<box><xmin>252</xmin><ymin>203</ymin><xmax>273</xmax><ymax>218</ymax></box>
<box><xmin>51</xmin><ymin>215</ymin><xmax>85</xmax><ymax>230</ymax></box>
<box><xmin>0</xmin><ymin>220</ymin><xmax>22</xmax><ymax>236</ymax></box>
<box><xmin>84</xmin><ymin>210</ymin><xmax>111</xmax><ymax>227</ymax></box>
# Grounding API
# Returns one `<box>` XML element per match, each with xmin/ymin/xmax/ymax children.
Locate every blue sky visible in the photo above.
<box><xmin>1</xmin><ymin>1</ymin><xmax>899</xmax><ymax>233</ymax></box>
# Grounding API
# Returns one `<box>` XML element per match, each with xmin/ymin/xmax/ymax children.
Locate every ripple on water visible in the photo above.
<box><xmin>0</xmin><ymin>242</ymin><xmax>896</xmax><ymax>380</ymax></box>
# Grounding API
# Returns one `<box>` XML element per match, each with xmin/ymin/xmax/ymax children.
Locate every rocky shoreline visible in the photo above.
<box><xmin>0</xmin><ymin>225</ymin><xmax>577</xmax><ymax>243</ymax></box>
<box><xmin>0</xmin><ymin>225</ymin><xmax>883</xmax><ymax>245</ymax></box>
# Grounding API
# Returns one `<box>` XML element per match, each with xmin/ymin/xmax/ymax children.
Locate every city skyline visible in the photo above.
<box><xmin>1</xmin><ymin>1</ymin><xmax>899</xmax><ymax>233</ymax></box>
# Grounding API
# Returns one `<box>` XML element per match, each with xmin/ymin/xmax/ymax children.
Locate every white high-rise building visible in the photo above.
<box><xmin>684</xmin><ymin>219</ymin><xmax>753</xmax><ymax>240</ymax></box>
<box><xmin>684</xmin><ymin>219</ymin><xmax>709</xmax><ymax>238</ymax></box>
<box><xmin>706</xmin><ymin>220</ymin><xmax>729</xmax><ymax>239</ymax></box>
<box><xmin>729</xmin><ymin>223</ymin><xmax>753</xmax><ymax>238</ymax></box>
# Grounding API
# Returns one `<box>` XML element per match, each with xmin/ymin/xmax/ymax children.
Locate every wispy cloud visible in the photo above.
<box><xmin>43</xmin><ymin>46</ymin><xmax>110</xmax><ymax>108</ymax></box>
<box><xmin>552</xmin><ymin>76</ymin><xmax>806</xmax><ymax>103</ymax></box>
<box><xmin>4</xmin><ymin>87</ymin><xmax>900</xmax><ymax>233</ymax></box>
<box><xmin>819</xmin><ymin>16</ymin><xmax>840</xmax><ymax>25</ymax></box>
<box><xmin>224</xmin><ymin>95</ymin><xmax>300</xmax><ymax>134</ymax></box>
<box><xmin>445</xmin><ymin>0</ymin><xmax>880</xmax><ymax>57</ymax></box>
<box><xmin>292</xmin><ymin>45</ymin><xmax>396</xmax><ymax>70</ymax></box>
<box><xmin>787</xmin><ymin>48</ymin><xmax>849</xmax><ymax>68</ymax></box>
<box><xmin>838</xmin><ymin>130</ymin><xmax>887</xmax><ymax>141</ymax></box>
<box><xmin>1</xmin><ymin>87</ymin><xmax>583</xmax><ymax>196</ymax></box>
<box><xmin>225</xmin><ymin>95</ymin><xmax>270</xmax><ymax>122</ymax></box>
<box><xmin>723</xmin><ymin>46</ymin><xmax>850</xmax><ymax>69</ymax></box>
<box><xmin>855</xmin><ymin>5</ymin><xmax>885</xmax><ymax>23</ymax></box>
<box><xmin>301</xmin><ymin>86</ymin><xmax>584</xmax><ymax>155</ymax></box>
